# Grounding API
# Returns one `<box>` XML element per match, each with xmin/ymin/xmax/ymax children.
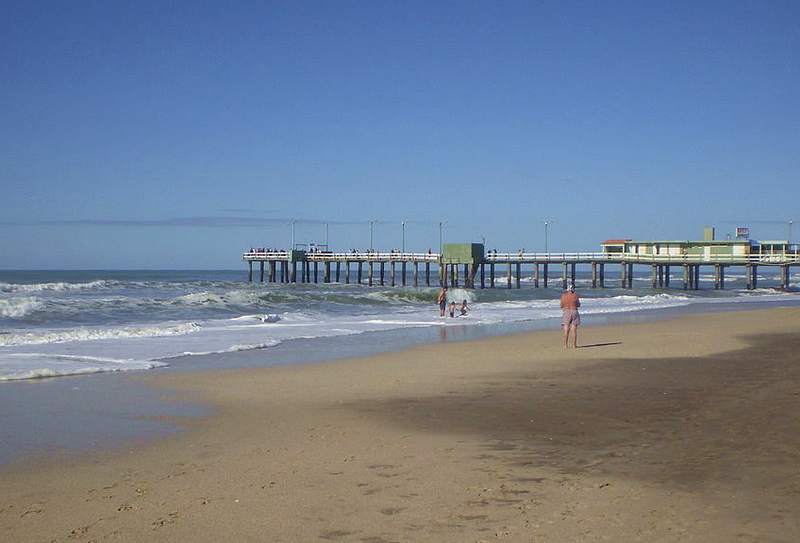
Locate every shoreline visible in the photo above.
<box><xmin>2</xmin><ymin>307</ymin><xmax>800</xmax><ymax>541</ymax></box>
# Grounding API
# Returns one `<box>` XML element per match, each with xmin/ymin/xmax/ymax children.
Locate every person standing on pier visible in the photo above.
<box><xmin>560</xmin><ymin>284</ymin><xmax>581</xmax><ymax>348</ymax></box>
<box><xmin>438</xmin><ymin>287</ymin><xmax>448</xmax><ymax>317</ymax></box>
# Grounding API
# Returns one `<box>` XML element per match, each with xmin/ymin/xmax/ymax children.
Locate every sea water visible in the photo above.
<box><xmin>1</xmin><ymin>268</ymin><xmax>798</xmax><ymax>381</ymax></box>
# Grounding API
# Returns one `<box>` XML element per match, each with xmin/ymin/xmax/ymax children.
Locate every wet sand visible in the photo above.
<box><xmin>2</xmin><ymin>308</ymin><xmax>799</xmax><ymax>542</ymax></box>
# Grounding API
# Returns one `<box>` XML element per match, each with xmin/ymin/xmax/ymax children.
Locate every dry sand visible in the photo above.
<box><xmin>2</xmin><ymin>308</ymin><xmax>800</xmax><ymax>542</ymax></box>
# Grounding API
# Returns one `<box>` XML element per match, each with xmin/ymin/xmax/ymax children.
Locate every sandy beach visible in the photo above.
<box><xmin>2</xmin><ymin>307</ymin><xmax>800</xmax><ymax>542</ymax></box>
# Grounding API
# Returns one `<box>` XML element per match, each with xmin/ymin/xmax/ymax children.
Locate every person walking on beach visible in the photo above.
<box><xmin>438</xmin><ymin>287</ymin><xmax>448</xmax><ymax>317</ymax></box>
<box><xmin>560</xmin><ymin>284</ymin><xmax>581</xmax><ymax>348</ymax></box>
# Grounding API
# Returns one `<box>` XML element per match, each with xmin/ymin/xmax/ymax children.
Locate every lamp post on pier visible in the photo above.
<box><xmin>290</xmin><ymin>220</ymin><xmax>296</xmax><ymax>250</ymax></box>
<box><xmin>324</xmin><ymin>222</ymin><xmax>329</xmax><ymax>250</ymax></box>
<box><xmin>544</xmin><ymin>221</ymin><xmax>550</xmax><ymax>254</ymax></box>
<box><xmin>369</xmin><ymin>220</ymin><xmax>375</xmax><ymax>251</ymax></box>
<box><xmin>438</xmin><ymin>221</ymin><xmax>447</xmax><ymax>254</ymax></box>
<box><xmin>401</xmin><ymin>221</ymin><xmax>406</xmax><ymax>253</ymax></box>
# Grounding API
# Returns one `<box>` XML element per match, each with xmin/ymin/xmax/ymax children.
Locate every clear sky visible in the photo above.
<box><xmin>1</xmin><ymin>1</ymin><xmax>798</xmax><ymax>269</ymax></box>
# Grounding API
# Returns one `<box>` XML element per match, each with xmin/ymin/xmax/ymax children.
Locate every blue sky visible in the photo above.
<box><xmin>1</xmin><ymin>1</ymin><xmax>798</xmax><ymax>268</ymax></box>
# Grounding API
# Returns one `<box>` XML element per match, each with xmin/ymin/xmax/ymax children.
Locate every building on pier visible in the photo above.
<box><xmin>600</xmin><ymin>227</ymin><xmax>796</xmax><ymax>259</ymax></box>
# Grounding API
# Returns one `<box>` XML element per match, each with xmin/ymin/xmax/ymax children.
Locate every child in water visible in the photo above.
<box><xmin>449</xmin><ymin>301</ymin><xmax>456</xmax><ymax>318</ymax></box>
<box><xmin>460</xmin><ymin>300</ymin><xmax>469</xmax><ymax>316</ymax></box>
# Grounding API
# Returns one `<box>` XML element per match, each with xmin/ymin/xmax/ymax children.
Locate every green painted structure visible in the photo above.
<box><xmin>441</xmin><ymin>243</ymin><xmax>485</xmax><ymax>264</ymax></box>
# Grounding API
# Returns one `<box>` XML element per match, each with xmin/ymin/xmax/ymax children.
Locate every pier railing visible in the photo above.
<box><xmin>243</xmin><ymin>250</ymin><xmax>800</xmax><ymax>265</ymax></box>
<box><xmin>243</xmin><ymin>251</ymin><xmax>440</xmax><ymax>262</ymax></box>
<box><xmin>482</xmin><ymin>252</ymin><xmax>800</xmax><ymax>265</ymax></box>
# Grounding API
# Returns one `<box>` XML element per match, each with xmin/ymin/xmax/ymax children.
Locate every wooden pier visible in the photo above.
<box><xmin>243</xmin><ymin>247</ymin><xmax>798</xmax><ymax>291</ymax></box>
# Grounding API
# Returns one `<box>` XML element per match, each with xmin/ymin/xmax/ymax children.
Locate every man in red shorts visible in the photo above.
<box><xmin>560</xmin><ymin>284</ymin><xmax>581</xmax><ymax>348</ymax></box>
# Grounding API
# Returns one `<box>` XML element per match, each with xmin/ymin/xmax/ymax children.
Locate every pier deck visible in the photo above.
<box><xmin>243</xmin><ymin>249</ymin><xmax>798</xmax><ymax>291</ymax></box>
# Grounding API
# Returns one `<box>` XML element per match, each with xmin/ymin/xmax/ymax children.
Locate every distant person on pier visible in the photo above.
<box><xmin>438</xmin><ymin>287</ymin><xmax>448</xmax><ymax>317</ymax></box>
<box><xmin>560</xmin><ymin>284</ymin><xmax>581</xmax><ymax>348</ymax></box>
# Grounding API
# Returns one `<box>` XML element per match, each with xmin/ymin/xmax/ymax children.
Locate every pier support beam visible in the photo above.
<box><xmin>480</xmin><ymin>263</ymin><xmax>485</xmax><ymax>289</ymax></box>
<box><xmin>356</xmin><ymin>262</ymin><xmax>362</xmax><ymax>284</ymax></box>
<box><xmin>719</xmin><ymin>265</ymin><xmax>725</xmax><ymax>290</ymax></box>
<box><xmin>534</xmin><ymin>262</ymin><xmax>540</xmax><ymax>288</ymax></box>
<box><xmin>570</xmin><ymin>263</ymin><xmax>576</xmax><ymax>287</ymax></box>
<box><xmin>248</xmin><ymin>261</ymin><xmax>253</xmax><ymax>282</ymax></box>
<box><xmin>781</xmin><ymin>265</ymin><xmax>790</xmax><ymax>290</ymax></box>
<box><xmin>413</xmin><ymin>262</ymin><xmax>419</xmax><ymax>287</ymax></box>
<box><xmin>543</xmin><ymin>263</ymin><xmax>549</xmax><ymax>288</ymax></box>
<box><xmin>507</xmin><ymin>262</ymin><xmax>512</xmax><ymax>289</ymax></box>
<box><xmin>693</xmin><ymin>265</ymin><xmax>700</xmax><ymax>290</ymax></box>
<box><xmin>425</xmin><ymin>262</ymin><xmax>430</xmax><ymax>287</ymax></box>
<box><xmin>515</xmin><ymin>263</ymin><xmax>521</xmax><ymax>289</ymax></box>
<box><xmin>651</xmin><ymin>264</ymin><xmax>658</xmax><ymax>289</ymax></box>
<box><xmin>682</xmin><ymin>264</ymin><xmax>689</xmax><ymax>290</ymax></box>
<box><xmin>562</xmin><ymin>262</ymin><xmax>568</xmax><ymax>290</ymax></box>
<box><xmin>627</xmin><ymin>264</ymin><xmax>634</xmax><ymax>289</ymax></box>
<box><xmin>314</xmin><ymin>262</ymin><xmax>319</xmax><ymax>283</ymax></box>
<box><xmin>291</xmin><ymin>261</ymin><xmax>297</xmax><ymax>283</ymax></box>
<box><xmin>335</xmin><ymin>261</ymin><xmax>341</xmax><ymax>283</ymax></box>
<box><xmin>453</xmin><ymin>264</ymin><xmax>459</xmax><ymax>287</ymax></box>
<box><xmin>324</xmin><ymin>262</ymin><xmax>330</xmax><ymax>283</ymax></box>
<box><xmin>464</xmin><ymin>264</ymin><xmax>470</xmax><ymax>289</ymax></box>
<box><xmin>269</xmin><ymin>261</ymin><xmax>276</xmax><ymax>282</ymax></box>
<box><xmin>402</xmin><ymin>263</ymin><xmax>407</xmax><ymax>287</ymax></box>
<box><xmin>259</xmin><ymin>261</ymin><xmax>265</xmax><ymax>283</ymax></box>
<box><xmin>368</xmin><ymin>262</ymin><xmax>373</xmax><ymax>286</ymax></box>
<box><xmin>664</xmin><ymin>265</ymin><xmax>670</xmax><ymax>288</ymax></box>
<box><xmin>658</xmin><ymin>265</ymin><xmax>664</xmax><ymax>288</ymax></box>
<box><xmin>391</xmin><ymin>262</ymin><xmax>397</xmax><ymax>287</ymax></box>
<box><xmin>591</xmin><ymin>262</ymin><xmax>597</xmax><ymax>288</ymax></box>
<box><xmin>621</xmin><ymin>262</ymin><xmax>627</xmax><ymax>289</ymax></box>
<box><xmin>490</xmin><ymin>263</ymin><xmax>495</xmax><ymax>288</ymax></box>
<box><xmin>344</xmin><ymin>261</ymin><xmax>350</xmax><ymax>284</ymax></box>
<box><xmin>439</xmin><ymin>264</ymin><xmax>445</xmax><ymax>287</ymax></box>
<box><xmin>379</xmin><ymin>262</ymin><xmax>385</xmax><ymax>286</ymax></box>
<box><xmin>599</xmin><ymin>263</ymin><xmax>605</xmax><ymax>287</ymax></box>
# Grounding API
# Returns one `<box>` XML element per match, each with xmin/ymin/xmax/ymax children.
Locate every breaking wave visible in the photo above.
<box><xmin>0</xmin><ymin>322</ymin><xmax>201</xmax><ymax>347</ymax></box>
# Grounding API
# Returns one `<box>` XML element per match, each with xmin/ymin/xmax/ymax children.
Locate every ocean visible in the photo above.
<box><xmin>1</xmin><ymin>268</ymin><xmax>798</xmax><ymax>382</ymax></box>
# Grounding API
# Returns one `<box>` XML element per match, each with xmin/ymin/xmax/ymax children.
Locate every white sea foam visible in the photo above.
<box><xmin>0</xmin><ymin>297</ymin><xmax>44</xmax><ymax>318</ymax></box>
<box><xmin>0</xmin><ymin>322</ymin><xmax>201</xmax><ymax>347</ymax></box>
<box><xmin>0</xmin><ymin>353</ymin><xmax>166</xmax><ymax>381</ymax></box>
<box><xmin>0</xmin><ymin>280</ymin><xmax>116</xmax><ymax>293</ymax></box>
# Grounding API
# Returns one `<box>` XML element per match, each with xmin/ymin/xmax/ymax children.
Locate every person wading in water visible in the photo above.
<box><xmin>438</xmin><ymin>287</ymin><xmax>448</xmax><ymax>317</ymax></box>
